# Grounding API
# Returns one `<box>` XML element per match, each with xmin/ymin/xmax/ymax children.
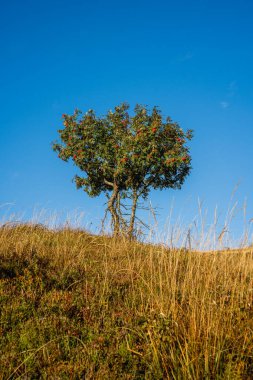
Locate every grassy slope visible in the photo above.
<box><xmin>0</xmin><ymin>224</ymin><xmax>253</xmax><ymax>379</ymax></box>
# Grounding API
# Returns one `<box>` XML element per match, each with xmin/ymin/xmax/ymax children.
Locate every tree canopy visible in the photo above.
<box><xmin>53</xmin><ymin>103</ymin><xmax>193</xmax><ymax>238</ymax></box>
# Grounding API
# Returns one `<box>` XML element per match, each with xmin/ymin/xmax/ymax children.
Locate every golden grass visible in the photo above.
<box><xmin>0</xmin><ymin>223</ymin><xmax>253</xmax><ymax>379</ymax></box>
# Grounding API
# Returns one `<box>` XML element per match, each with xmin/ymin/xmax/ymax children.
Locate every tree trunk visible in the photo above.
<box><xmin>107</xmin><ymin>184</ymin><xmax>120</xmax><ymax>236</ymax></box>
<box><xmin>128</xmin><ymin>189</ymin><xmax>138</xmax><ymax>240</ymax></box>
<box><xmin>116</xmin><ymin>192</ymin><xmax>128</xmax><ymax>233</ymax></box>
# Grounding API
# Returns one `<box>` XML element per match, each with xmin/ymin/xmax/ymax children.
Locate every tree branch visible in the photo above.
<box><xmin>104</xmin><ymin>179</ymin><xmax>114</xmax><ymax>187</ymax></box>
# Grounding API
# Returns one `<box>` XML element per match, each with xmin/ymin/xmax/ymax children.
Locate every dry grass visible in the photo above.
<box><xmin>0</xmin><ymin>223</ymin><xmax>253</xmax><ymax>379</ymax></box>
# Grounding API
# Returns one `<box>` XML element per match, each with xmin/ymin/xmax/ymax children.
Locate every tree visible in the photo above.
<box><xmin>52</xmin><ymin>103</ymin><xmax>193</xmax><ymax>239</ymax></box>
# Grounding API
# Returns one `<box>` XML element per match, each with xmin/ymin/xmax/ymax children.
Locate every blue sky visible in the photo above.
<box><xmin>1</xmin><ymin>0</ymin><xmax>253</xmax><ymax>247</ymax></box>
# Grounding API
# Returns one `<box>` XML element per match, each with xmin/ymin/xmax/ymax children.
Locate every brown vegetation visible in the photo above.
<box><xmin>0</xmin><ymin>223</ymin><xmax>253</xmax><ymax>379</ymax></box>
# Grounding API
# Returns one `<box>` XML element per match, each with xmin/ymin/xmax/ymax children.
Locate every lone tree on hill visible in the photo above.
<box><xmin>52</xmin><ymin>103</ymin><xmax>193</xmax><ymax>239</ymax></box>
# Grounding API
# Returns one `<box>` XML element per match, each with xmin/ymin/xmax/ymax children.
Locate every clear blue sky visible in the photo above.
<box><xmin>1</xmin><ymin>0</ymin><xmax>253</xmax><ymax>247</ymax></box>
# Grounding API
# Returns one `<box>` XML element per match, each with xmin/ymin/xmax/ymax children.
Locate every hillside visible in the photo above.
<box><xmin>0</xmin><ymin>223</ymin><xmax>253</xmax><ymax>379</ymax></box>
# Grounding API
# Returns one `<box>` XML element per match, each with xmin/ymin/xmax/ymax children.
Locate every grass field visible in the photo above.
<box><xmin>0</xmin><ymin>223</ymin><xmax>253</xmax><ymax>379</ymax></box>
